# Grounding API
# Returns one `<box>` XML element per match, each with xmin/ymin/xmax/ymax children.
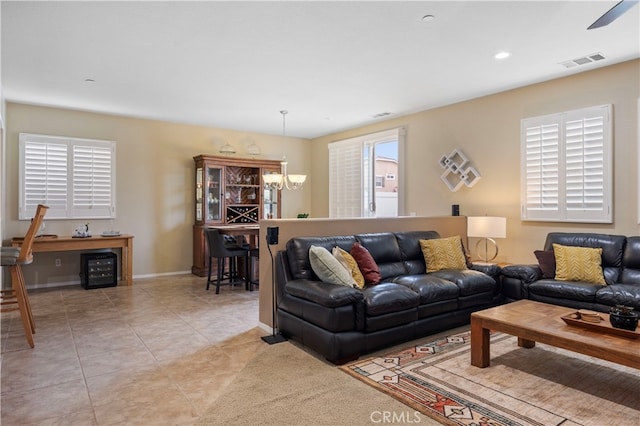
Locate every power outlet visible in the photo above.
<box><xmin>55</xmin><ymin>258</ymin><xmax>62</xmax><ymax>267</ymax></box>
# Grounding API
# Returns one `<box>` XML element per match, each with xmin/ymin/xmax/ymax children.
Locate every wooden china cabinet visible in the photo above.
<box><xmin>192</xmin><ymin>154</ymin><xmax>282</xmax><ymax>276</ymax></box>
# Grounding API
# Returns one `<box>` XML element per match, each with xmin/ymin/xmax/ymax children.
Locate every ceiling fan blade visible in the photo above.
<box><xmin>588</xmin><ymin>0</ymin><xmax>639</xmax><ymax>29</ymax></box>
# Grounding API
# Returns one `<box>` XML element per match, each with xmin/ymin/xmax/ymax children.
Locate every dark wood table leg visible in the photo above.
<box><xmin>470</xmin><ymin>315</ymin><xmax>490</xmax><ymax>367</ymax></box>
<box><xmin>518</xmin><ymin>337</ymin><xmax>536</xmax><ymax>348</ymax></box>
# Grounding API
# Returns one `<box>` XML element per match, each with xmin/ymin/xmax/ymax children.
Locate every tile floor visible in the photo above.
<box><xmin>1</xmin><ymin>274</ymin><xmax>263</xmax><ymax>425</ymax></box>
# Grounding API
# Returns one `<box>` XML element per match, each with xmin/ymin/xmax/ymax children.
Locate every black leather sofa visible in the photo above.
<box><xmin>274</xmin><ymin>231</ymin><xmax>502</xmax><ymax>364</ymax></box>
<box><xmin>501</xmin><ymin>233</ymin><xmax>640</xmax><ymax>312</ymax></box>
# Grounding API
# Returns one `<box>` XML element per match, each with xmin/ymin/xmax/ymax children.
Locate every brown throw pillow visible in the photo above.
<box><xmin>350</xmin><ymin>242</ymin><xmax>381</xmax><ymax>286</ymax></box>
<box><xmin>534</xmin><ymin>250</ymin><xmax>556</xmax><ymax>279</ymax></box>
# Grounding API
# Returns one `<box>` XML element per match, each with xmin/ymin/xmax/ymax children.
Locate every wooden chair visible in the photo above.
<box><xmin>1</xmin><ymin>204</ymin><xmax>49</xmax><ymax>347</ymax></box>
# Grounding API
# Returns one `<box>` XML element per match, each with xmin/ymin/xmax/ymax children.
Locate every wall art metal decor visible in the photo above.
<box><xmin>439</xmin><ymin>149</ymin><xmax>481</xmax><ymax>192</ymax></box>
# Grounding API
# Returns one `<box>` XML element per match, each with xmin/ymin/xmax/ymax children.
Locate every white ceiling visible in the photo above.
<box><xmin>2</xmin><ymin>1</ymin><xmax>639</xmax><ymax>139</ymax></box>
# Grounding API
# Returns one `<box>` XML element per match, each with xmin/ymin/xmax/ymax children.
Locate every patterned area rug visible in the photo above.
<box><xmin>341</xmin><ymin>331</ymin><xmax>640</xmax><ymax>426</ymax></box>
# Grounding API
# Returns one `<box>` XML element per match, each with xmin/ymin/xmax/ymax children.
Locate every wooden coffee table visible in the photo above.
<box><xmin>470</xmin><ymin>300</ymin><xmax>640</xmax><ymax>369</ymax></box>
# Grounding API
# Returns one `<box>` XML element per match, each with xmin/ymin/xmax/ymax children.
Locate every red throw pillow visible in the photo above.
<box><xmin>534</xmin><ymin>250</ymin><xmax>556</xmax><ymax>279</ymax></box>
<box><xmin>350</xmin><ymin>242</ymin><xmax>381</xmax><ymax>285</ymax></box>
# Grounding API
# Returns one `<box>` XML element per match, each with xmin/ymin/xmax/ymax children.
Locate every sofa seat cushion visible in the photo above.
<box><xmin>362</xmin><ymin>283</ymin><xmax>419</xmax><ymax>316</ymax></box>
<box><xmin>365</xmin><ymin>309</ymin><xmax>418</xmax><ymax>332</ymax></box>
<box><xmin>391</xmin><ymin>275</ymin><xmax>459</xmax><ymax>304</ymax></box>
<box><xmin>596</xmin><ymin>284</ymin><xmax>640</xmax><ymax>309</ymax></box>
<box><xmin>528</xmin><ymin>279</ymin><xmax>598</xmax><ymax>302</ymax></box>
<box><xmin>430</xmin><ymin>270</ymin><xmax>496</xmax><ymax>296</ymax></box>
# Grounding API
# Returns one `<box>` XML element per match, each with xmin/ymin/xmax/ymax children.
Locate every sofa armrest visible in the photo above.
<box><xmin>285</xmin><ymin>279</ymin><xmax>364</xmax><ymax>308</ymax></box>
<box><xmin>470</xmin><ymin>263</ymin><xmax>502</xmax><ymax>279</ymax></box>
<box><xmin>501</xmin><ymin>264</ymin><xmax>542</xmax><ymax>283</ymax></box>
<box><xmin>500</xmin><ymin>264</ymin><xmax>542</xmax><ymax>300</ymax></box>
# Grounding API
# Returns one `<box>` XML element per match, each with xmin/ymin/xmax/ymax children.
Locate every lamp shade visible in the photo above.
<box><xmin>467</xmin><ymin>216</ymin><xmax>506</xmax><ymax>239</ymax></box>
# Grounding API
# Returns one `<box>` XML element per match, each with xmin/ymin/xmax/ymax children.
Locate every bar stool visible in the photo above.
<box><xmin>204</xmin><ymin>229</ymin><xmax>250</xmax><ymax>294</ymax></box>
<box><xmin>1</xmin><ymin>204</ymin><xmax>48</xmax><ymax>348</ymax></box>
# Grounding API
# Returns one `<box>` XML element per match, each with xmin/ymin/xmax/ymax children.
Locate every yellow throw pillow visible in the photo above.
<box><xmin>332</xmin><ymin>246</ymin><xmax>365</xmax><ymax>289</ymax></box>
<box><xmin>552</xmin><ymin>243</ymin><xmax>606</xmax><ymax>285</ymax></box>
<box><xmin>420</xmin><ymin>236</ymin><xmax>468</xmax><ymax>273</ymax></box>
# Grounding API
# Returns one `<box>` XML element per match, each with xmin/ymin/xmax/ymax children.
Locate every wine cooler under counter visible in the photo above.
<box><xmin>81</xmin><ymin>252</ymin><xmax>118</xmax><ymax>289</ymax></box>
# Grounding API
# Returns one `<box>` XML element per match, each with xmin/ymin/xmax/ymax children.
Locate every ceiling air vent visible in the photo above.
<box><xmin>372</xmin><ymin>112</ymin><xmax>392</xmax><ymax>118</ymax></box>
<box><xmin>560</xmin><ymin>53</ymin><xmax>606</xmax><ymax>69</ymax></box>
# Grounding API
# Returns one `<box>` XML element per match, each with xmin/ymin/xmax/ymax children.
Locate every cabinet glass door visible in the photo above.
<box><xmin>225</xmin><ymin>166</ymin><xmax>260</xmax><ymax>224</ymax></box>
<box><xmin>262</xmin><ymin>169</ymin><xmax>280</xmax><ymax>219</ymax></box>
<box><xmin>206</xmin><ymin>166</ymin><xmax>222</xmax><ymax>222</ymax></box>
<box><xmin>196</xmin><ymin>167</ymin><xmax>203</xmax><ymax>222</ymax></box>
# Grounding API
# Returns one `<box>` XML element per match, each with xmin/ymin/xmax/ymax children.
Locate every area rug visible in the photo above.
<box><xmin>341</xmin><ymin>331</ymin><xmax>640</xmax><ymax>426</ymax></box>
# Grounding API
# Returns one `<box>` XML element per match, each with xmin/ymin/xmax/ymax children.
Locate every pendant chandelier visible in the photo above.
<box><xmin>263</xmin><ymin>110</ymin><xmax>307</xmax><ymax>191</ymax></box>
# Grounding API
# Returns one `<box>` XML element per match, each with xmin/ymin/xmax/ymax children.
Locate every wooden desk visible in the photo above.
<box><xmin>12</xmin><ymin>234</ymin><xmax>134</xmax><ymax>285</ymax></box>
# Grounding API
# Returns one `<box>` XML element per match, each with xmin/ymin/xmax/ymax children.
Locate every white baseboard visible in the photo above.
<box><xmin>24</xmin><ymin>270</ymin><xmax>193</xmax><ymax>290</ymax></box>
<box><xmin>133</xmin><ymin>270</ymin><xmax>192</xmax><ymax>280</ymax></box>
<box><xmin>258</xmin><ymin>321</ymin><xmax>273</xmax><ymax>334</ymax></box>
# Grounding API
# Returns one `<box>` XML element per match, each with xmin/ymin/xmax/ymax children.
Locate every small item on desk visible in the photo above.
<box><xmin>73</xmin><ymin>223</ymin><xmax>92</xmax><ymax>238</ymax></box>
<box><xmin>101</xmin><ymin>231</ymin><xmax>121</xmax><ymax>237</ymax></box>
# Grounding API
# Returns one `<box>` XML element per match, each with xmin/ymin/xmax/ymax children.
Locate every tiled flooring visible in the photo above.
<box><xmin>1</xmin><ymin>274</ymin><xmax>263</xmax><ymax>425</ymax></box>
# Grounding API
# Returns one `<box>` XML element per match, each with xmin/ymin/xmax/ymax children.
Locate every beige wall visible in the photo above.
<box><xmin>3</xmin><ymin>104</ymin><xmax>311</xmax><ymax>285</ymax></box>
<box><xmin>3</xmin><ymin>60</ymin><xmax>639</xmax><ymax>287</ymax></box>
<box><xmin>311</xmin><ymin>59</ymin><xmax>640</xmax><ymax>264</ymax></box>
<box><xmin>258</xmin><ymin>215</ymin><xmax>466</xmax><ymax>327</ymax></box>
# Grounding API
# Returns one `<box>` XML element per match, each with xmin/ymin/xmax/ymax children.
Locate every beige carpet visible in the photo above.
<box><xmin>194</xmin><ymin>332</ymin><xmax>444</xmax><ymax>426</ymax></box>
<box><xmin>196</xmin><ymin>328</ymin><xmax>640</xmax><ymax>426</ymax></box>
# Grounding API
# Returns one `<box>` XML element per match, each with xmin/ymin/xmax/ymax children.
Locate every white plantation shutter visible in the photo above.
<box><xmin>329</xmin><ymin>139</ymin><xmax>363</xmax><ymax>217</ymax></box>
<box><xmin>522</xmin><ymin>120</ymin><xmax>560</xmax><ymax>219</ymax></box>
<box><xmin>521</xmin><ymin>105</ymin><xmax>611</xmax><ymax>223</ymax></box>
<box><xmin>22</xmin><ymin>141</ymin><xmax>68</xmax><ymax>218</ymax></box>
<box><xmin>19</xmin><ymin>134</ymin><xmax>116</xmax><ymax>220</ymax></box>
<box><xmin>72</xmin><ymin>144</ymin><xmax>114</xmax><ymax>217</ymax></box>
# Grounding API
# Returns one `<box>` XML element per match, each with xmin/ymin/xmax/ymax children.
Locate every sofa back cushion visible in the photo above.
<box><xmin>395</xmin><ymin>231</ymin><xmax>441</xmax><ymax>275</ymax></box>
<box><xmin>286</xmin><ymin>236</ymin><xmax>357</xmax><ymax>280</ymax></box>
<box><xmin>355</xmin><ymin>233</ymin><xmax>407</xmax><ymax>280</ymax></box>
<box><xmin>543</xmin><ymin>233</ymin><xmax>625</xmax><ymax>285</ymax></box>
<box><xmin>621</xmin><ymin>236</ymin><xmax>640</xmax><ymax>284</ymax></box>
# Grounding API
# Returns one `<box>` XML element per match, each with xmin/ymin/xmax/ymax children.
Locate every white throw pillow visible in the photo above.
<box><xmin>309</xmin><ymin>245</ymin><xmax>356</xmax><ymax>287</ymax></box>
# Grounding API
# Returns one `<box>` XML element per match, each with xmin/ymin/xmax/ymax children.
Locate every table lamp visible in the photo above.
<box><xmin>467</xmin><ymin>216</ymin><xmax>506</xmax><ymax>264</ymax></box>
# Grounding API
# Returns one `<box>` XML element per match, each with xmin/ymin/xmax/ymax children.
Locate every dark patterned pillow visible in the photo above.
<box><xmin>534</xmin><ymin>250</ymin><xmax>555</xmax><ymax>279</ymax></box>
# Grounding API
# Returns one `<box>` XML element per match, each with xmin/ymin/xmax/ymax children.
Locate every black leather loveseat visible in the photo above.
<box><xmin>501</xmin><ymin>233</ymin><xmax>640</xmax><ymax>312</ymax></box>
<box><xmin>274</xmin><ymin>231</ymin><xmax>502</xmax><ymax>364</ymax></box>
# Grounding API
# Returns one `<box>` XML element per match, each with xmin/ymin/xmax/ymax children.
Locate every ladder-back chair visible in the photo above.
<box><xmin>1</xmin><ymin>204</ymin><xmax>49</xmax><ymax>347</ymax></box>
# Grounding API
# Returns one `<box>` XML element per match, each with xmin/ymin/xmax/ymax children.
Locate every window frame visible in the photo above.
<box><xmin>328</xmin><ymin>127</ymin><xmax>404</xmax><ymax>218</ymax></box>
<box><xmin>19</xmin><ymin>133</ymin><xmax>116</xmax><ymax>220</ymax></box>
<box><xmin>520</xmin><ymin>104</ymin><xmax>612</xmax><ymax>223</ymax></box>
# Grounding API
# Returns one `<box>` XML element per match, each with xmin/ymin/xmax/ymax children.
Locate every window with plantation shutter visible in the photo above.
<box><xmin>19</xmin><ymin>133</ymin><xmax>116</xmax><ymax>220</ymax></box>
<box><xmin>521</xmin><ymin>105</ymin><xmax>611</xmax><ymax>223</ymax></box>
<box><xmin>329</xmin><ymin>128</ymin><xmax>403</xmax><ymax>218</ymax></box>
<box><xmin>329</xmin><ymin>139</ymin><xmax>363</xmax><ymax>217</ymax></box>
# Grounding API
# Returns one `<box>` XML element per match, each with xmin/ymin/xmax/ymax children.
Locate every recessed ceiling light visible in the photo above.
<box><xmin>494</xmin><ymin>51</ymin><xmax>511</xmax><ymax>60</ymax></box>
<box><xmin>422</xmin><ymin>14</ymin><xmax>435</xmax><ymax>22</ymax></box>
